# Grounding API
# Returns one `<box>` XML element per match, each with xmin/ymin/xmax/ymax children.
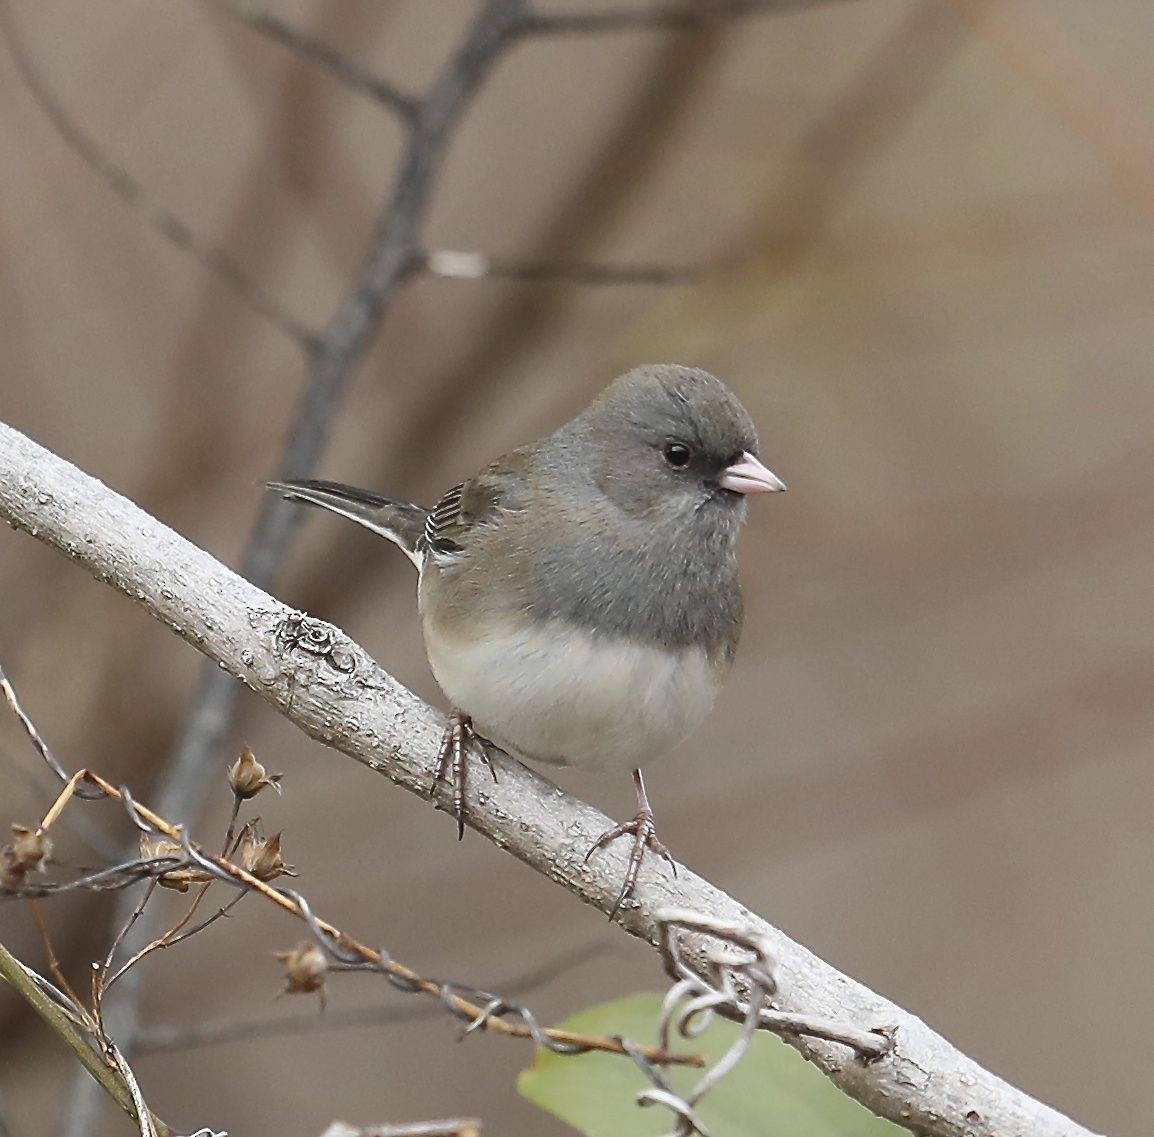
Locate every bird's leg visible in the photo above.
<box><xmin>585</xmin><ymin>769</ymin><xmax>676</xmax><ymax>919</ymax></box>
<box><xmin>433</xmin><ymin>709</ymin><xmax>498</xmax><ymax>840</ymax></box>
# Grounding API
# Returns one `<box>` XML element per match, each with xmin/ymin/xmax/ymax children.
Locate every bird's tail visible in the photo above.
<box><xmin>268</xmin><ymin>479</ymin><xmax>428</xmax><ymax>567</ymax></box>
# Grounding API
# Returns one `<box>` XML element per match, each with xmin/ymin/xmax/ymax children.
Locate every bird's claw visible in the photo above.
<box><xmin>586</xmin><ymin>807</ymin><xmax>675</xmax><ymax>920</ymax></box>
<box><xmin>433</xmin><ymin>711</ymin><xmax>500</xmax><ymax>839</ymax></box>
<box><xmin>434</xmin><ymin>710</ymin><xmax>475</xmax><ymax>840</ymax></box>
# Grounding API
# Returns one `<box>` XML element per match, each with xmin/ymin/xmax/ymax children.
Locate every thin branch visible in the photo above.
<box><xmin>655</xmin><ymin>908</ymin><xmax>887</xmax><ymax>1058</ymax></box>
<box><xmin>98</xmin><ymin>881</ymin><xmax>161</xmax><ymax>996</ymax></box>
<box><xmin>0</xmin><ymin>3</ymin><xmax>319</xmax><ymax>352</ymax></box>
<box><xmin>363</xmin><ymin>21</ymin><xmax>727</xmax><ymax>502</ymax></box>
<box><xmin>106</xmin><ymin>1042</ymin><xmax>159</xmax><ymax>1137</ymax></box>
<box><xmin>0</xmin><ymin>942</ymin><xmax>173</xmax><ymax>1136</ymax></box>
<box><xmin>0</xmin><ymin>666</ymin><xmax>102</xmax><ymax>799</ymax></box>
<box><xmin>103</xmin><ymin>887</ymin><xmax>246</xmax><ymax>991</ymax></box>
<box><xmin>136</xmin><ymin>939</ymin><xmax>607</xmax><ymax>1052</ymax></box>
<box><xmin>2</xmin><ymin>730</ymin><xmax>676</xmax><ymax>1126</ymax></box>
<box><xmin>319</xmin><ymin>1122</ymin><xmax>481</xmax><ymax>1137</ymax></box>
<box><xmin>419</xmin><ymin>249</ymin><xmax>700</xmax><ymax>285</ymax></box>
<box><xmin>28</xmin><ymin>900</ymin><xmax>84</xmax><ymax>1013</ymax></box>
<box><xmin>135</xmin><ymin>890</ymin><xmax>245</xmax><ymax>953</ymax></box>
<box><xmin>0</xmin><ymin>420</ymin><xmax>1103</xmax><ymax>1137</ymax></box>
<box><xmin>0</xmin><ymin>856</ymin><xmax>190</xmax><ymax>899</ymax></box>
<box><xmin>627</xmin><ymin>909</ymin><xmax>780</xmax><ymax>1135</ymax></box>
<box><xmin>523</xmin><ymin>0</ymin><xmax>853</xmax><ymax>35</ymax></box>
<box><xmin>204</xmin><ymin>0</ymin><xmax>419</xmax><ymax>120</ymax></box>
<box><xmin>0</xmin><ymin>753</ymin><xmax>122</xmax><ymax>859</ymax></box>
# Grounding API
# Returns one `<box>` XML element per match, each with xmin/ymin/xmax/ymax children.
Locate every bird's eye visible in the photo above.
<box><xmin>662</xmin><ymin>441</ymin><xmax>693</xmax><ymax>469</ymax></box>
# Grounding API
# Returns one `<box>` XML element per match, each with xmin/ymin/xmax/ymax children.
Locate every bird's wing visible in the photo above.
<box><xmin>422</xmin><ymin>462</ymin><xmax>530</xmax><ymax>560</ymax></box>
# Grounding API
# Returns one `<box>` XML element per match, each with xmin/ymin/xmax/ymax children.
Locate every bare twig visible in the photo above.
<box><xmin>362</xmin><ymin>20</ymin><xmax>728</xmax><ymax>511</ymax></box>
<box><xmin>107</xmin><ymin>1041</ymin><xmax>159</xmax><ymax>1137</ymax></box>
<box><xmin>522</xmin><ymin>0</ymin><xmax>853</xmax><ymax>35</ymax></box>
<box><xmin>0</xmin><ymin>420</ymin><xmax>1103</xmax><ymax>1137</ymax></box>
<box><xmin>27</xmin><ymin>900</ymin><xmax>85</xmax><ymax>1012</ymax></box>
<box><xmin>0</xmin><ymin>3</ymin><xmax>318</xmax><ymax>351</ymax></box>
<box><xmin>103</xmin><ymin>887</ymin><xmax>247</xmax><ymax>991</ymax></box>
<box><xmin>0</xmin><ymin>857</ymin><xmax>191</xmax><ymax>899</ymax></box>
<box><xmin>0</xmin><ymin>942</ymin><xmax>174</xmax><ymax>1136</ymax></box>
<box><xmin>319</xmin><ymin>1122</ymin><xmax>481</xmax><ymax>1137</ymax></box>
<box><xmin>656</xmin><ymin>909</ymin><xmax>888</xmax><ymax>1059</ymax></box>
<box><xmin>420</xmin><ymin>249</ymin><xmax>700</xmax><ymax>285</ymax></box>
<box><xmin>622</xmin><ymin>909</ymin><xmax>778</xmax><ymax>1136</ymax></box>
<box><xmin>98</xmin><ymin>881</ymin><xmax>161</xmax><ymax>995</ymax></box>
<box><xmin>204</xmin><ymin>0</ymin><xmax>419</xmax><ymax>120</ymax></box>
<box><xmin>0</xmin><ymin>666</ymin><xmax>102</xmax><ymax>800</ymax></box>
<box><xmin>0</xmin><ymin>752</ymin><xmax>121</xmax><ymax>859</ymax></box>
<box><xmin>172</xmin><ymin>824</ymin><xmax>692</xmax><ymax>1065</ymax></box>
<box><xmin>136</xmin><ymin>938</ymin><xmax>606</xmax><ymax>1053</ymax></box>
<box><xmin>134</xmin><ymin>890</ymin><xmax>246</xmax><ymax>954</ymax></box>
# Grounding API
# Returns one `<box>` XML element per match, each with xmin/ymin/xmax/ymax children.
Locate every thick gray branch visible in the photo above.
<box><xmin>0</xmin><ymin>420</ymin><xmax>1099</xmax><ymax>1137</ymax></box>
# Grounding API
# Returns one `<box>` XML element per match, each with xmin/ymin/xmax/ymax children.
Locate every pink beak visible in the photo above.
<box><xmin>719</xmin><ymin>451</ymin><xmax>786</xmax><ymax>495</ymax></box>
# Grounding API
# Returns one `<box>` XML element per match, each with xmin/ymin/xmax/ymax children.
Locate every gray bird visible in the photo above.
<box><xmin>270</xmin><ymin>363</ymin><xmax>784</xmax><ymax>915</ymax></box>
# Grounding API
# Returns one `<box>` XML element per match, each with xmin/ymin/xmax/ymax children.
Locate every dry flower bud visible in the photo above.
<box><xmin>139</xmin><ymin>833</ymin><xmax>212</xmax><ymax>893</ymax></box>
<box><xmin>1</xmin><ymin>825</ymin><xmax>52</xmax><ymax>890</ymax></box>
<box><xmin>227</xmin><ymin>746</ymin><xmax>283</xmax><ymax>800</ymax></box>
<box><xmin>239</xmin><ymin>827</ymin><xmax>296</xmax><ymax>882</ymax></box>
<box><xmin>276</xmin><ymin>941</ymin><xmax>327</xmax><ymax>1006</ymax></box>
<box><xmin>139</xmin><ymin>834</ymin><xmax>181</xmax><ymax>861</ymax></box>
<box><xmin>6</xmin><ymin>825</ymin><xmax>52</xmax><ymax>873</ymax></box>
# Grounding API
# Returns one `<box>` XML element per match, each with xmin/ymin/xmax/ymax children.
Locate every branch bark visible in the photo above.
<box><xmin>0</xmin><ymin>420</ymin><xmax>1100</xmax><ymax>1137</ymax></box>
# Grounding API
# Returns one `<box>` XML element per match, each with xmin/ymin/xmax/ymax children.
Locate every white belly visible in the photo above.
<box><xmin>422</xmin><ymin>618</ymin><xmax>720</xmax><ymax>773</ymax></box>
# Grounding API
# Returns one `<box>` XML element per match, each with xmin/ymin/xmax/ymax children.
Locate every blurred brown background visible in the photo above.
<box><xmin>1</xmin><ymin>1</ymin><xmax>1151</xmax><ymax>1134</ymax></box>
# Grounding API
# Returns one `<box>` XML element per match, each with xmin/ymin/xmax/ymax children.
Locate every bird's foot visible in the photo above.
<box><xmin>585</xmin><ymin>783</ymin><xmax>676</xmax><ymax>920</ymax></box>
<box><xmin>434</xmin><ymin>709</ymin><xmax>497</xmax><ymax>839</ymax></box>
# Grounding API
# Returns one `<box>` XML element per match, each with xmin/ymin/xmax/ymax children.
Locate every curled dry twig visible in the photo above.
<box><xmin>657</xmin><ymin>909</ymin><xmax>890</xmax><ymax>1060</ymax></box>
<box><xmin>616</xmin><ymin>909</ymin><xmax>780</xmax><ymax>1137</ymax></box>
<box><xmin>622</xmin><ymin>908</ymin><xmax>889</xmax><ymax>1136</ymax></box>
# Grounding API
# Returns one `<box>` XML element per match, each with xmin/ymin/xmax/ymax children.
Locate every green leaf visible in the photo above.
<box><xmin>518</xmin><ymin>993</ymin><xmax>905</xmax><ymax>1137</ymax></box>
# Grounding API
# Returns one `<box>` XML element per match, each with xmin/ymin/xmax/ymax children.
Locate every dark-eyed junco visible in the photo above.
<box><xmin>271</xmin><ymin>364</ymin><xmax>784</xmax><ymax>914</ymax></box>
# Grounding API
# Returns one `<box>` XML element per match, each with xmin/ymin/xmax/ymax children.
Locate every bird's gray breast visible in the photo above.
<box><xmin>527</xmin><ymin>505</ymin><xmax>743</xmax><ymax>658</ymax></box>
